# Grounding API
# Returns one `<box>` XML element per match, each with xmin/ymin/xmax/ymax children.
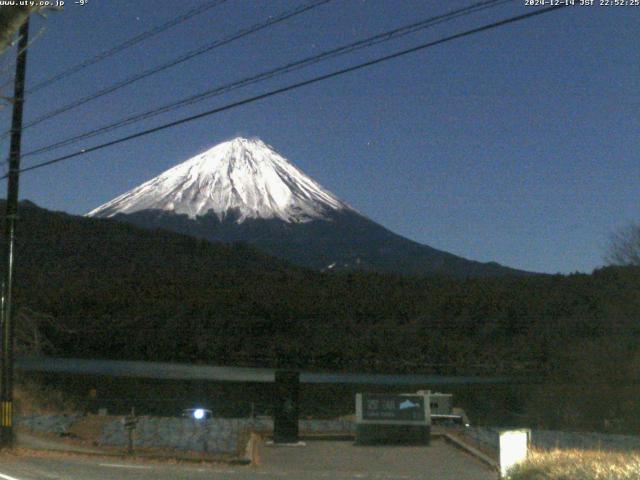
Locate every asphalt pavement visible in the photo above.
<box><xmin>257</xmin><ymin>439</ymin><xmax>497</xmax><ymax>479</ymax></box>
<box><xmin>0</xmin><ymin>439</ymin><xmax>497</xmax><ymax>479</ymax></box>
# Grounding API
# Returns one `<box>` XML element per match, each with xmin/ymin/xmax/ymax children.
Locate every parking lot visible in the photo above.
<box><xmin>257</xmin><ymin>439</ymin><xmax>497</xmax><ymax>479</ymax></box>
<box><xmin>0</xmin><ymin>437</ymin><xmax>496</xmax><ymax>480</ymax></box>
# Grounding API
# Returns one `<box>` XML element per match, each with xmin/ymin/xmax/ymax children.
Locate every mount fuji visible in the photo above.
<box><xmin>88</xmin><ymin>137</ymin><xmax>527</xmax><ymax>277</ymax></box>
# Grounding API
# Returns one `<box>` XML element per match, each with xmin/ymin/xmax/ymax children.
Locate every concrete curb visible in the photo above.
<box><xmin>16</xmin><ymin>432</ymin><xmax>105</xmax><ymax>455</ymax></box>
<box><xmin>230</xmin><ymin>432</ymin><xmax>260</xmax><ymax>466</ymax></box>
<box><xmin>16</xmin><ymin>434</ymin><xmax>243</xmax><ymax>465</ymax></box>
<box><xmin>300</xmin><ymin>433</ymin><xmax>355</xmax><ymax>441</ymax></box>
<box><xmin>15</xmin><ymin>444</ymin><xmax>242</xmax><ymax>465</ymax></box>
<box><xmin>443</xmin><ymin>433</ymin><xmax>499</xmax><ymax>472</ymax></box>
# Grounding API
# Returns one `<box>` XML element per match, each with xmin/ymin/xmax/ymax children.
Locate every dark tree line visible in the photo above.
<box><xmin>4</xmin><ymin>202</ymin><xmax>639</xmax><ymax>377</ymax></box>
<box><xmin>4</xmin><ymin>201</ymin><xmax>640</xmax><ymax>431</ymax></box>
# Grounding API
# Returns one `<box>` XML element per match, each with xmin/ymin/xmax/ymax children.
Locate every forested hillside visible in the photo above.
<box><xmin>4</xmin><ymin>201</ymin><xmax>640</xmax><ymax>431</ymax></box>
<box><xmin>3</xmin><ymin>201</ymin><xmax>637</xmax><ymax>373</ymax></box>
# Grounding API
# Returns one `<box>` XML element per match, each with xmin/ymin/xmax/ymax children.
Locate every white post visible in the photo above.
<box><xmin>499</xmin><ymin>429</ymin><xmax>530</xmax><ymax>478</ymax></box>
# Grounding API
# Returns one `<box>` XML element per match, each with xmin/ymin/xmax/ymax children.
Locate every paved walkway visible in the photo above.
<box><xmin>258</xmin><ymin>439</ymin><xmax>497</xmax><ymax>479</ymax></box>
<box><xmin>0</xmin><ymin>435</ymin><xmax>497</xmax><ymax>479</ymax></box>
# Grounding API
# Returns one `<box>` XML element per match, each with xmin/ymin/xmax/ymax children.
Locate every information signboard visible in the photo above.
<box><xmin>355</xmin><ymin>392</ymin><xmax>431</xmax><ymax>445</ymax></box>
<box><xmin>361</xmin><ymin>394</ymin><xmax>426</xmax><ymax>422</ymax></box>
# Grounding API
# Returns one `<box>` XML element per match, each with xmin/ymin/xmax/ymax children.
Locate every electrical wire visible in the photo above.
<box><xmin>3</xmin><ymin>4</ymin><xmax>569</xmax><ymax>179</ymax></box>
<box><xmin>22</xmin><ymin>0</ymin><xmax>513</xmax><ymax>160</ymax></box>
<box><xmin>25</xmin><ymin>0</ymin><xmax>228</xmax><ymax>95</ymax></box>
<box><xmin>0</xmin><ymin>0</ymin><xmax>332</xmax><ymax>140</ymax></box>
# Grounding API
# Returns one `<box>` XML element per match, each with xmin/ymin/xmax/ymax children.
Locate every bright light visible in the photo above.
<box><xmin>499</xmin><ymin>429</ymin><xmax>529</xmax><ymax>478</ymax></box>
<box><xmin>193</xmin><ymin>408</ymin><xmax>205</xmax><ymax>420</ymax></box>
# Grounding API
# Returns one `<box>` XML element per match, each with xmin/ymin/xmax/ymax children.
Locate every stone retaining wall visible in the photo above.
<box><xmin>17</xmin><ymin>414</ymin><xmax>80</xmax><ymax>435</ymax></box>
<box><xmin>19</xmin><ymin>414</ymin><xmax>640</xmax><ymax>455</ymax></box>
<box><xmin>99</xmin><ymin>417</ymin><xmax>242</xmax><ymax>453</ymax></box>
<box><xmin>99</xmin><ymin>416</ymin><xmax>355</xmax><ymax>452</ymax></box>
<box><xmin>17</xmin><ymin>413</ymin><xmax>356</xmax><ymax>454</ymax></box>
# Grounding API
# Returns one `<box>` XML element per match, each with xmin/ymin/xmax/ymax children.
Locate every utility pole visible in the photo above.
<box><xmin>0</xmin><ymin>17</ymin><xmax>29</xmax><ymax>448</ymax></box>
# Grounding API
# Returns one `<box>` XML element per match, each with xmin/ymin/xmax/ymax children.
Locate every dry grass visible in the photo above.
<box><xmin>508</xmin><ymin>449</ymin><xmax>640</xmax><ymax>480</ymax></box>
<box><xmin>14</xmin><ymin>379</ymin><xmax>79</xmax><ymax>414</ymax></box>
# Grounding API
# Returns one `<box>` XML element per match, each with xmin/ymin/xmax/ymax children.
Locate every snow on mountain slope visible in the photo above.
<box><xmin>88</xmin><ymin>137</ymin><xmax>351</xmax><ymax>223</ymax></box>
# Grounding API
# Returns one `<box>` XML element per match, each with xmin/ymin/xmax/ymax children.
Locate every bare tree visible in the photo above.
<box><xmin>14</xmin><ymin>307</ymin><xmax>56</xmax><ymax>357</ymax></box>
<box><xmin>0</xmin><ymin>6</ymin><xmax>37</xmax><ymax>55</ymax></box>
<box><xmin>0</xmin><ymin>5</ymin><xmax>60</xmax><ymax>58</ymax></box>
<box><xmin>606</xmin><ymin>224</ymin><xmax>640</xmax><ymax>266</ymax></box>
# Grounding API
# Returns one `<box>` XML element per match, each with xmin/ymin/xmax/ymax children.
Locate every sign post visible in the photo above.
<box><xmin>123</xmin><ymin>407</ymin><xmax>138</xmax><ymax>454</ymax></box>
<box><xmin>273</xmin><ymin>371</ymin><xmax>299</xmax><ymax>444</ymax></box>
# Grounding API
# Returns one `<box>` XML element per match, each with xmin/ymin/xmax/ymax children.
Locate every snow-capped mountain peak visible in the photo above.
<box><xmin>87</xmin><ymin>137</ymin><xmax>350</xmax><ymax>223</ymax></box>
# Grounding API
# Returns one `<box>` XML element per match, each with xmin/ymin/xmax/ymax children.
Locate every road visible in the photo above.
<box><xmin>0</xmin><ymin>439</ymin><xmax>496</xmax><ymax>479</ymax></box>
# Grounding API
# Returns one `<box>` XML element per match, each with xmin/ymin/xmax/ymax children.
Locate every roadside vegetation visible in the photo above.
<box><xmin>14</xmin><ymin>377</ymin><xmax>79</xmax><ymax>414</ymax></box>
<box><xmin>508</xmin><ymin>449</ymin><xmax>640</xmax><ymax>480</ymax></box>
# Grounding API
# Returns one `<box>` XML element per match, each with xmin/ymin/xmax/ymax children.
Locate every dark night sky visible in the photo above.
<box><xmin>0</xmin><ymin>0</ymin><xmax>637</xmax><ymax>274</ymax></box>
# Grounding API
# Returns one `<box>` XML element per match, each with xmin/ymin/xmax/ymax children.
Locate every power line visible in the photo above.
<box><xmin>25</xmin><ymin>0</ymin><xmax>228</xmax><ymax>95</ymax></box>
<box><xmin>1</xmin><ymin>0</ymin><xmax>332</xmax><ymax>140</ymax></box>
<box><xmin>5</xmin><ymin>4</ymin><xmax>569</xmax><ymax>179</ymax></box>
<box><xmin>22</xmin><ymin>0</ymin><xmax>513</xmax><ymax>160</ymax></box>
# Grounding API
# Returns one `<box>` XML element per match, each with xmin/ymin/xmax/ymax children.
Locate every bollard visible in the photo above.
<box><xmin>499</xmin><ymin>429</ymin><xmax>530</xmax><ymax>478</ymax></box>
<box><xmin>123</xmin><ymin>407</ymin><xmax>138</xmax><ymax>455</ymax></box>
